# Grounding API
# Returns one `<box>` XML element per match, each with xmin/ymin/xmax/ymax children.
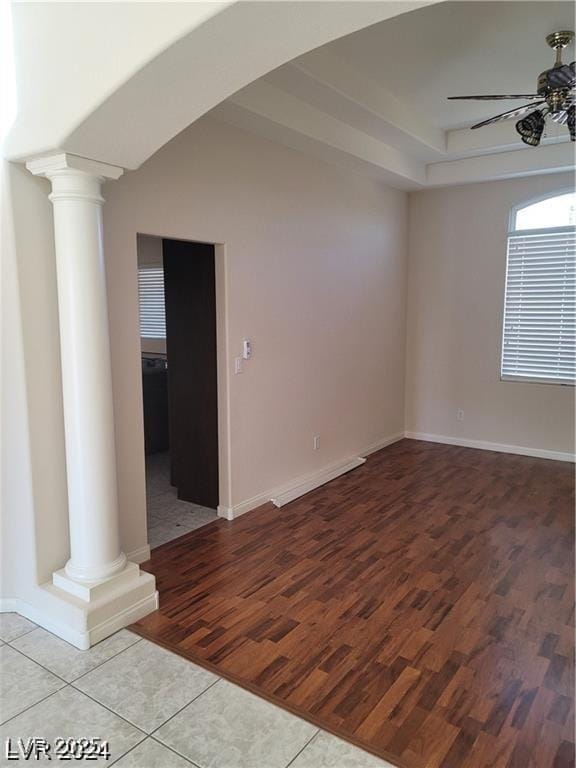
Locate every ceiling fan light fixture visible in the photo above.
<box><xmin>516</xmin><ymin>110</ymin><xmax>546</xmax><ymax>146</ymax></box>
<box><xmin>568</xmin><ymin>105</ymin><xmax>575</xmax><ymax>141</ymax></box>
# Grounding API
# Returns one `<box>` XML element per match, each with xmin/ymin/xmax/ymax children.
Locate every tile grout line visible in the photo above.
<box><xmin>104</xmin><ymin>740</ymin><xmax>142</xmax><ymax>768</ymax></box>
<box><xmin>104</xmin><ymin>736</ymin><xmax>191</xmax><ymax>768</ymax></box>
<box><xmin>3</xmin><ymin>623</ymin><xmax>223</xmax><ymax>764</ymax></box>
<box><xmin>3</xmin><ymin>625</ymin><xmax>40</xmax><ymax>644</ymax></box>
<box><xmin>67</xmin><ymin>668</ymin><xmax>222</xmax><ymax>741</ymax></box>
<box><xmin>7</xmin><ymin>629</ymin><xmax>222</xmax><ymax>739</ymax></box>
<box><xmin>148</xmin><ymin>677</ymin><xmax>223</xmax><ymax>739</ymax></box>
<box><xmin>284</xmin><ymin>728</ymin><xmax>321</xmax><ymax>768</ymax></box>
<box><xmin>3</xmin><ymin>643</ymin><xmax>71</xmax><ymax>686</ymax></box>
<box><xmin>66</xmin><ymin>683</ymin><xmax>151</xmax><ymax>736</ymax></box>
<box><xmin>9</xmin><ymin>631</ymin><xmax>144</xmax><ymax>686</ymax></box>
<box><xmin>103</xmin><ymin>733</ymin><xmax>150</xmax><ymax>768</ymax></box>
<box><xmin>97</xmin><ymin>731</ymin><xmax>148</xmax><ymax>768</ymax></box>
<box><xmin>2</xmin><ymin>648</ymin><xmax>150</xmax><ymax>752</ymax></box>
<box><xmin>149</xmin><ymin>736</ymin><xmax>203</xmax><ymax>768</ymax></box>
<box><xmin>150</xmin><ymin>676</ymin><xmax>322</xmax><ymax>768</ymax></box>
<box><xmin>1</xmin><ymin>672</ymin><xmax>211</xmax><ymax>768</ymax></box>
<box><xmin>0</xmin><ymin>687</ymin><xmax>68</xmax><ymax>729</ymax></box>
<box><xmin>3</xmin><ymin>644</ymin><xmax>153</xmax><ymax>749</ymax></box>
<box><xmin>67</xmin><ymin>636</ymin><xmax>144</xmax><ymax>684</ymax></box>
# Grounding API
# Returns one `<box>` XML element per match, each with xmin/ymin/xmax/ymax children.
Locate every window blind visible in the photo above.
<box><xmin>501</xmin><ymin>227</ymin><xmax>575</xmax><ymax>384</ymax></box>
<box><xmin>137</xmin><ymin>265</ymin><xmax>166</xmax><ymax>339</ymax></box>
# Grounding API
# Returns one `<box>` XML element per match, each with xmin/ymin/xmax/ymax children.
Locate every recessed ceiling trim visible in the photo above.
<box><xmin>228</xmin><ymin>80</ymin><xmax>426</xmax><ymax>185</ymax></box>
<box><xmin>290</xmin><ymin>50</ymin><xmax>446</xmax><ymax>155</ymax></box>
<box><xmin>427</xmin><ymin>141</ymin><xmax>575</xmax><ymax>186</ymax></box>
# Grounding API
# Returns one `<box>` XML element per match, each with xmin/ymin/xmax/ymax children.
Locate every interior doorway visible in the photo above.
<box><xmin>137</xmin><ymin>234</ymin><xmax>220</xmax><ymax>549</ymax></box>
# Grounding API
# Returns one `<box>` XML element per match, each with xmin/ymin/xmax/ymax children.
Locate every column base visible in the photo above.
<box><xmin>64</xmin><ymin>552</ymin><xmax>128</xmax><ymax>584</ymax></box>
<box><xmin>24</xmin><ymin>562</ymin><xmax>158</xmax><ymax>649</ymax></box>
<box><xmin>54</xmin><ymin>561</ymin><xmax>143</xmax><ymax>602</ymax></box>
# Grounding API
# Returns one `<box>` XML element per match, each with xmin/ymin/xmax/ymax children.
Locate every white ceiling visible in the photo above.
<box><xmin>213</xmin><ymin>1</ymin><xmax>576</xmax><ymax>189</ymax></box>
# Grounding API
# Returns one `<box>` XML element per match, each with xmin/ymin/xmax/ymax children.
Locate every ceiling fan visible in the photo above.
<box><xmin>448</xmin><ymin>30</ymin><xmax>575</xmax><ymax>146</ymax></box>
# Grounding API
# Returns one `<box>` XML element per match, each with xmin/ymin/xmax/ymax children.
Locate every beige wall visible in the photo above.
<box><xmin>406</xmin><ymin>172</ymin><xmax>575</xmax><ymax>456</ymax></box>
<box><xmin>103</xmin><ymin>116</ymin><xmax>408</xmax><ymax>552</ymax></box>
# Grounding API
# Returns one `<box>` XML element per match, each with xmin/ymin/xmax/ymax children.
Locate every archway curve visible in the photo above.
<box><xmin>60</xmin><ymin>1</ymin><xmax>441</xmax><ymax>169</ymax></box>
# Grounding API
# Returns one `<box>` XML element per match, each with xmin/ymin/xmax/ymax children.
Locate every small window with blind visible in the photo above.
<box><xmin>137</xmin><ymin>265</ymin><xmax>166</xmax><ymax>339</ymax></box>
<box><xmin>501</xmin><ymin>191</ymin><xmax>575</xmax><ymax>385</ymax></box>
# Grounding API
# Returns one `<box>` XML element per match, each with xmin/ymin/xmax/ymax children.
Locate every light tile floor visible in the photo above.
<box><xmin>145</xmin><ymin>452</ymin><xmax>219</xmax><ymax>549</ymax></box>
<box><xmin>0</xmin><ymin>613</ymin><xmax>395</xmax><ymax>768</ymax></box>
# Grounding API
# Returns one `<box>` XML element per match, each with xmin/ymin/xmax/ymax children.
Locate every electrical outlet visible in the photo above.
<box><xmin>234</xmin><ymin>357</ymin><xmax>243</xmax><ymax>374</ymax></box>
<box><xmin>456</xmin><ymin>409</ymin><xmax>464</xmax><ymax>421</ymax></box>
<box><xmin>313</xmin><ymin>435</ymin><xmax>320</xmax><ymax>451</ymax></box>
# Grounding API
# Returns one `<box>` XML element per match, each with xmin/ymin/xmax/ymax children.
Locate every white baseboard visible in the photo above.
<box><xmin>127</xmin><ymin>545</ymin><xmax>151</xmax><ymax>564</ymax></box>
<box><xmin>0</xmin><ymin>598</ymin><xmax>73</xmax><ymax>643</ymax></box>
<box><xmin>271</xmin><ymin>456</ymin><xmax>365</xmax><ymax>508</ymax></box>
<box><xmin>85</xmin><ymin>591</ymin><xmax>159</xmax><ymax>647</ymax></box>
<box><xmin>218</xmin><ymin>455</ymin><xmax>367</xmax><ymax>520</ymax></box>
<box><xmin>217</xmin><ymin>499</ymin><xmax>260</xmax><ymax>521</ymax></box>
<box><xmin>360</xmin><ymin>431</ymin><xmax>405</xmax><ymax>457</ymax></box>
<box><xmin>0</xmin><ymin>599</ymin><xmax>20</xmax><ymax>614</ymax></box>
<box><xmin>217</xmin><ymin>431</ymin><xmax>406</xmax><ymax>521</ymax></box>
<box><xmin>404</xmin><ymin>431</ymin><xmax>575</xmax><ymax>463</ymax></box>
<box><xmin>217</xmin><ymin>427</ymin><xmax>573</xmax><ymax>522</ymax></box>
<box><xmin>0</xmin><ymin>596</ymin><xmax>96</xmax><ymax>648</ymax></box>
<box><xmin>195</xmin><ymin>428</ymin><xmax>575</xmax><ymax>523</ymax></box>
<box><xmin>0</xmin><ymin>591</ymin><xmax>158</xmax><ymax>649</ymax></box>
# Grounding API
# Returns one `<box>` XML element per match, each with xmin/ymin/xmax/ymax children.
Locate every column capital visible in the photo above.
<box><xmin>26</xmin><ymin>152</ymin><xmax>124</xmax><ymax>181</ymax></box>
<box><xmin>26</xmin><ymin>153</ymin><xmax>123</xmax><ymax>205</ymax></box>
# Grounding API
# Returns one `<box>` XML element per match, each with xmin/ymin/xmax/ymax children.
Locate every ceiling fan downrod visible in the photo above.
<box><xmin>546</xmin><ymin>30</ymin><xmax>574</xmax><ymax>67</ymax></box>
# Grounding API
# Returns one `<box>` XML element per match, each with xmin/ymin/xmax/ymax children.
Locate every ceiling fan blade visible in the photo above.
<box><xmin>448</xmin><ymin>94</ymin><xmax>541</xmax><ymax>100</ymax></box>
<box><xmin>471</xmin><ymin>101</ymin><xmax>545</xmax><ymax>129</ymax></box>
<box><xmin>550</xmin><ymin>109</ymin><xmax>568</xmax><ymax>125</ymax></box>
<box><xmin>546</xmin><ymin>62</ymin><xmax>575</xmax><ymax>89</ymax></box>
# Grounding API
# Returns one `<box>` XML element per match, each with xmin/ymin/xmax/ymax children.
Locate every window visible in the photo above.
<box><xmin>501</xmin><ymin>191</ymin><xmax>575</xmax><ymax>385</ymax></box>
<box><xmin>137</xmin><ymin>265</ymin><xmax>166</xmax><ymax>339</ymax></box>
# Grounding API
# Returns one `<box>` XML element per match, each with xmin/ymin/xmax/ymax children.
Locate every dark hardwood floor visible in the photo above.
<box><xmin>132</xmin><ymin>439</ymin><xmax>575</xmax><ymax>768</ymax></box>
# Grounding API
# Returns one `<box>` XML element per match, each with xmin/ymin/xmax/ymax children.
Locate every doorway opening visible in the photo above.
<box><xmin>137</xmin><ymin>234</ymin><xmax>220</xmax><ymax>549</ymax></box>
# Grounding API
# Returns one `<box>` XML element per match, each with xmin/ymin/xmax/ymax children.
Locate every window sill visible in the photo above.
<box><xmin>500</xmin><ymin>375</ymin><xmax>575</xmax><ymax>387</ymax></box>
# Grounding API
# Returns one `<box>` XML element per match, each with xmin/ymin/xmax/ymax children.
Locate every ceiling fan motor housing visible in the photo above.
<box><xmin>537</xmin><ymin>80</ymin><xmax>572</xmax><ymax>119</ymax></box>
<box><xmin>537</xmin><ymin>32</ymin><xmax>575</xmax><ymax>112</ymax></box>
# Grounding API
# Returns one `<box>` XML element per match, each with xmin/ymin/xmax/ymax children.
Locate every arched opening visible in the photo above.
<box><xmin>6</xmin><ymin>2</ymin><xmax>439</xmax><ymax>168</ymax></box>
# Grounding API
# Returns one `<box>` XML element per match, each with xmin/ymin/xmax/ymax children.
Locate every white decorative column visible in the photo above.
<box><xmin>27</xmin><ymin>154</ymin><xmax>157</xmax><ymax>647</ymax></box>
